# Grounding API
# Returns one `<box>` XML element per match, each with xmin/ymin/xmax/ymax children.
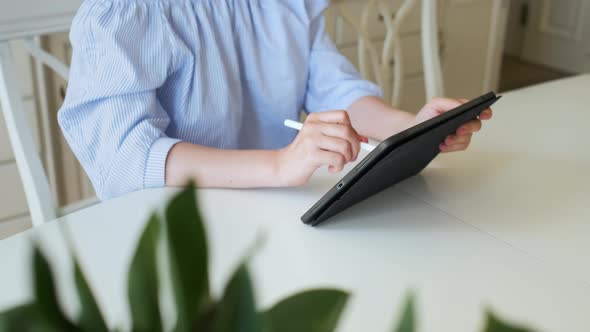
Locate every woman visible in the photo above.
<box><xmin>59</xmin><ymin>0</ymin><xmax>492</xmax><ymax>200</ymax></box>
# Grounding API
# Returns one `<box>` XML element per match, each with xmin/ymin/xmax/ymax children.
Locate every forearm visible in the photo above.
<box><xmin>348</xmin><ymin>96</ymin><xmax>416</xmax><ymax>141</ymax></box>
<box><xmin>165</xmin><ymin>142</ymin><xmax>281</xmax><ymax>188</ymax></box>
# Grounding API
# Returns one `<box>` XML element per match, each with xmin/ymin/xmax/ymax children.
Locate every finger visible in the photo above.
<box><xmin>457</xmin><ymin>119</ymin><xmax>482</xmax><ymax>135</ymax></box>
<box><xmin>318</xmin><ymin>123</ymin><xmax>361</xmax><ymax>160</ymax></box>
<box><xmin>312</xmin><ymin>110</ymin><xmax>352</xmax><ymax>125</ymax></box>
<box><xmin>428</xmin><ymin>97</ymin><xmax>464</xmax><ymax>115</ymax></box>
<box><xmin>305</xmin><ymin>112</ymin><xmax>319</xmax><ymax>122</ymax></box>
<box><xmin>479</xmin><ymin>108</ymin><xmax>493</xmax><ymax>120</ymax></box>
<box><xmin>459</xmin><ymin>98</ymin><xmax>493</xmax><ymax>120</ymax></box>
<box><xmin>317</xmin><ymin>135</ymin><xmax>353</xmax><ymax>162</ymax></box>
<box><xmin>314</xmin><ymin>150</ymin><xmax>346</xmax><ymax>173</ymax></box>
<box><xmin>440</xmin><ymin>142</ymin><xmax>470</xmax><ymax>153</ymax></box>
<box><xmin>302</xmin><ymin>121</ymin><xmax>360</xmax><ymax>160</ymax></box>
<box><xmin>444</xmin><ymin>134</ymin><xmax>472</xmax><ymax>146</ymax></box>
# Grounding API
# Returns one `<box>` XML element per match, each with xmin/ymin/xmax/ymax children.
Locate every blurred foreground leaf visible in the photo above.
<box><xmin>212</xmin><ymin>264</ymin><xmax>260</xmax><ymax>332</ymax></box>
<box><xmin>166</xmin><ymin>185</ymin><xmax>209</xmax><ymax>332</ymax></box>
<box><xmin>264</xmin><ymin>289</ymin><xmax>349</xmax><ymax>332</ymax></box>
<box><xmin>33</xmin><ymin>247</ymin><xmax>77</xmax><ymax>331</ymax></box>
<box><xmin>393</xmin><ymin>294</ymin><xmax>415</xmax><ymax>332</ymax></box>
<box><xmin>128</xmin><ymin>214</ymin><xmax>162</xmax><ymax>332</ymax></box>
<box><xmin>484</xmin><ymin>311</ymin><xmax>534</xmax><ymax>332</ymax></box>
<box><xmin>74</xmin><ymin>258</ymin><xmax>108</xmax><ymax>332</ymax></box>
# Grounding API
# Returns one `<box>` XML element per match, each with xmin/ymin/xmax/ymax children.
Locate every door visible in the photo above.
<box><xmin>521</xmin><ymin>0</ymin><xmax>590</xmax><ymax>73</ymax></box>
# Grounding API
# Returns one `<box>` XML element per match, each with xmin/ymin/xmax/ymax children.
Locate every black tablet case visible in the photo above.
<box><xmin>302</xmin><ymin>93</ymin><xmax>501</xmax><ymax>226</ymax></box>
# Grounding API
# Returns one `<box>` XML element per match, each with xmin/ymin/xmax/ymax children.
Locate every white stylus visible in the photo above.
<box><xmin>283</xmin><ymin>119</ymin><xmax>376</xmax><ymax>152</ymax></box>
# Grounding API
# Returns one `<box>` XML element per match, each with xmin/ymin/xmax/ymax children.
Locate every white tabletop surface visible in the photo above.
<box><xmin>1</xmin><ymin>75</ymin><xmax>589</xmax><ymax>332</ymax></box>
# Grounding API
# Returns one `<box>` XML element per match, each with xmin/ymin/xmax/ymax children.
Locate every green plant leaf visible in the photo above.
<box><xmin>32</xmin><ymin>246</ymin><xmax>78</xmax><ymax>331</ymax></box>
<box><xmin>165</xmin><ymin>185</ymin><xmax>209</xmax><ymax>332</ymax></box>
<box><xmin>211</xmin><ymin>264</ymin><xmax>260</xmax><ymax>332</ymax></box>
<box><xmin>263</xmin><ymin>289</ymin><xmax>349</xmax><ymax>332</ymax></box>
<box><xmin>0</xmin><ymin>303</ymin><xmax>52</xmax><ymax>332</ymax></box>
<box><xmin>393</xmin><ymin>294</ymin><xmax>415</xmax><ymax>332</ymax></box>
<box><xmin>483</xmin><ymin>311</ymin><xmax>534</xmax><ymax>332</ymax></box>
<box><xmin>73</xmin><ymin>258</ymin><xmax>108</xmax><ymax>332</ymax></box>
<box><xmin>128</xmin><ymin>214</ymin><xmax>162</xmax><ymax>332</ymax></box>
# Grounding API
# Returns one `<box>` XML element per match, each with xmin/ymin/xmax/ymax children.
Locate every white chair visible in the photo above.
<box><xmin>332</xmin><ymin>0</ymin><xmax>445</xmax><ymax>106</ymax></box>
<box><xmin>0</xmin><ymin>30</ymin><xmax>96</xmax><ymax>227</ymax></box>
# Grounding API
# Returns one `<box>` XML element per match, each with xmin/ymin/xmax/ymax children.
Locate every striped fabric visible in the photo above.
<box><xmin>59</xmin><ymin>0</ymin><xmax>382</xmax><ymax>200</ymax></box>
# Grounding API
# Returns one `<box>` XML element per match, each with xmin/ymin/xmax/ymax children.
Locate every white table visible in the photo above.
<box><xmin>1</xmin><ymin>75</ymin><xmax>589</xmax><ymax>332</ymax></box>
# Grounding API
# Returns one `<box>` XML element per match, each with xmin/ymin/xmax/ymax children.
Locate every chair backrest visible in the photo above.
<box><xmin>0</xmin><ymin>1</ymin><xmax>78</xmax><ymax>226</ymax></box>
<box><xmin>1</xmin><ymin>37</ymin><xmax>91</xmax><ymax>226</ymax></box>
<box><xmin>1</xmin><ymin>37</ymin><xmax>76</xmax><ymax>229</ymax></box>
<box><xmin>0</xmin><ymin>42</ymin><xmax>57</xmax><ymax>225</ymax></box>
<box><xmin>332</xmin><ymin>0</ymin><xmax>445</xmax><ymax>106</ymax></box>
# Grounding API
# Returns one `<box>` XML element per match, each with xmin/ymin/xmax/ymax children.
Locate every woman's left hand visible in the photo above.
<box><xmin>415</xmin><ymin>97</ymin><xmax>493</xmax><ymax>153</ymax></box>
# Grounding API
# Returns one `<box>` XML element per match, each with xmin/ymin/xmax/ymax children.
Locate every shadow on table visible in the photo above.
<box><xmin>315</xmin><ymin>149</ymin><xmax>589</xmax><ymax>230</ymax></box>
<box><xmin>316</xmin><ymin>185</ymin><xmax>451</xmax><ymax>232</ymax></box>
<box><xmin>398</xmin><ymin>149</ymin><xmax>590</xmax><ymax>228</ymax></box>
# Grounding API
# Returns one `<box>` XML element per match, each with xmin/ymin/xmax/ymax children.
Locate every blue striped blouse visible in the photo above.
<box><xmin>58</xmin><ymin>0</ymin><xmax>382</xmax><ymax>200</ymax></box>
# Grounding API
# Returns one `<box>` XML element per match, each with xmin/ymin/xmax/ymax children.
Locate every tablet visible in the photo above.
<box><xmin>301</xmin><ymin>92</ymin><xmax>501</xmax><ymax>226</ymax></box>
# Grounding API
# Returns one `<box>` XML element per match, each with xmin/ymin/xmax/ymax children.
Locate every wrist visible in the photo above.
<box><xmin>270</xmin><ymin>148</ymin><xmax>289</xmax><ymax>187</ymax></box>
<box><xmin>272</xmin><ymin>147</ymin><xmax>308</xmax><ymax>187</ymax></box>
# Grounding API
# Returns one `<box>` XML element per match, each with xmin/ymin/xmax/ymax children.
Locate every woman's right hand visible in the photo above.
<box><xmin>275</xmin><ymin>111</ymin><xmax>362</xmax><ymax>186</ymax></box>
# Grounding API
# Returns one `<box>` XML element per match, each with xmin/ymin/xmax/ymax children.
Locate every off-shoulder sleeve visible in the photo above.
<box><xmin>58</xmin><ymin>1</ymin><xmax>181</xmax><ymax>200</ymax></box>
<box><xmin>304</xmin><ymin>0</ymin><xmax>383</xmax><ymax>113</ymax></box>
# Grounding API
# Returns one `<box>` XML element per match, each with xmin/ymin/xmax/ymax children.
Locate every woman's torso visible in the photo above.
<box><xmin>87</xmin><ymin>0</ymin><xmax>321</xmax><ymax>149</ymax></box>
